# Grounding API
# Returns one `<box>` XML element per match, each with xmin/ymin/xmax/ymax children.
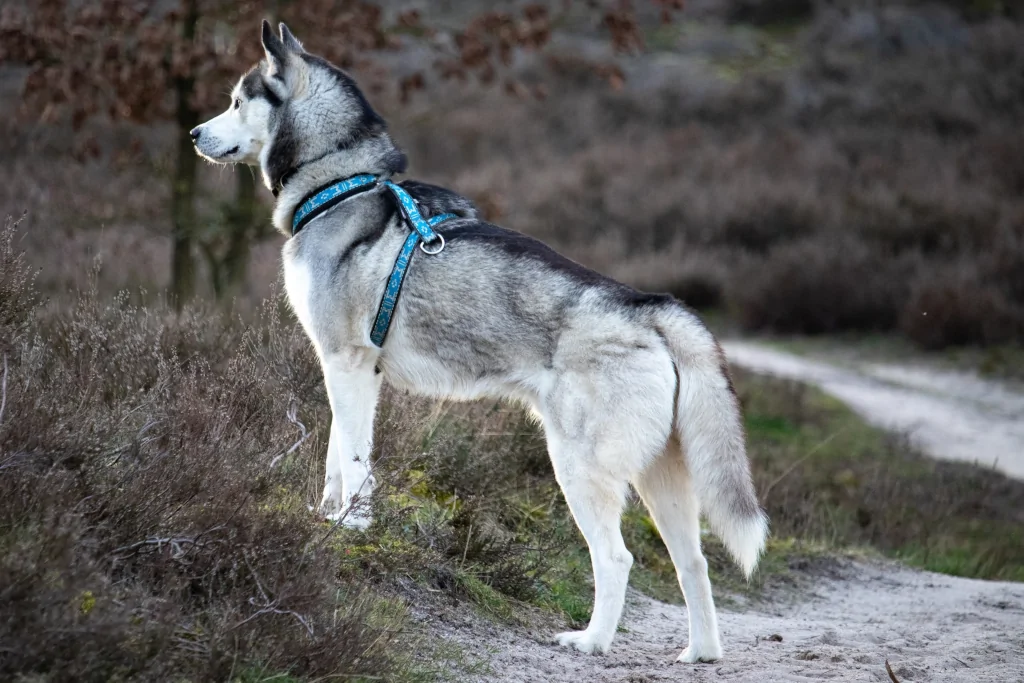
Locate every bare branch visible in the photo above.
<box><xmin>235</xmin><ymin>553</ymin><xmax>315</xmax><ymax>637</ymax></box>
<box><xmin>270</xmin><ymin>401</ymin><xmax>310</xmax><ymax>468</ymax></box>
<box><xmin>232</xmin><ymin>605</ymin><xmax>314</xmax><ymax>637</ymax></box>
<box><xmin>0</xmin><ymin>353</ymin><xmax>8</xmax><ymax>427</ymax></box>
<box><xmin>111</xmin><ymin>524</ymin><xmax>226</xmax><ymax>560</ymax></box>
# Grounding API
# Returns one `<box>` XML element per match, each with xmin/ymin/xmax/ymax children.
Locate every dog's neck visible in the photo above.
<box><xmin>268</xmin><ymin>133</ymin><xmax>407</xmax><ymax>235</ymax></box>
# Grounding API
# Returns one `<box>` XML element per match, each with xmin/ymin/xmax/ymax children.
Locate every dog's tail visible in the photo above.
<box><xmin>656</xmin><ymin>306</ymin><xmax>768</xmax><ymax>578</ymax></box>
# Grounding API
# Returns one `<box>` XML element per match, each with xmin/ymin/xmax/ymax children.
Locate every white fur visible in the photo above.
<box><xmin>192</xmin><ymin>22</ymin><xmax>769</xmax><ymax>665</ymax></box>
<box><xmin>193</xmin><ymin>80</ymin><xmax>272</xmax><ymax>165</ymax></box>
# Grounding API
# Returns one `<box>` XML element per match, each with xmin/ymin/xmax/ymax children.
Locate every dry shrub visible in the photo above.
<box><xmin>667</xmin><ymin>271</ymin><xmax>725</xmax><ymax>310</ymax></box>
<box><xmin>0</xmin><ymin>216</ymin><xmax>37</xmax><ymax>353</ymax></box>
<box><xmin>728</xmin><ymin>237</ymin><xmax>906</xmax><ymax>334</ymax></box>
<box><xmin>361</xmin><ymin>395</ymin><xmax>556</xmax><ymax>603</ymax></box>
<box><xmin>0</xmin><ymin>219</ymin><xmax>400</xmax><ymax>682</ymax></box>
<box><xmin>900</xmin><ymin>265</ymin><xmax>1022</xmax><ymax>349</ymax></box>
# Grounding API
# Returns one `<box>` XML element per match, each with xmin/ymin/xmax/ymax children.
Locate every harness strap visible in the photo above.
<box><xmin>288</xmin><ymin>173</ymin><xmax>457</xmax><ymax>348</ymax></box>
<box><xmin>292</xmin><ymin>174</ymin><xmax>378</xmax><ymax>235</ymax></box>
<box><xmin>369</xmin><ymin>212</ymin><xmax>455</xmax><ymax>347</ymax></box>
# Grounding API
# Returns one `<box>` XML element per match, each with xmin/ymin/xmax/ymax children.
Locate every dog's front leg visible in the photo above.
<box><xmin>319</xmin><ymin>348</ymin><xmax>381</xmax><ymax>529</ymax></box>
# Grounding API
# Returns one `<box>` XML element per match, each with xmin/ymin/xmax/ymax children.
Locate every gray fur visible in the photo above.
<box><xmin>191</xmin><ymin>21</ymin><xmax>768</xmax><ymax>663</ymax></box>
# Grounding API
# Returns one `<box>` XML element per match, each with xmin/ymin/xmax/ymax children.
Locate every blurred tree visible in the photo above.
<box><xmin>0</xmin><ymin>0</ymin><xmax>678</xmax><ymax>305</ymax></box>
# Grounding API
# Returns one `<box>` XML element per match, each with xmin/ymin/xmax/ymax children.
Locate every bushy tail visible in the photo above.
<box><xmin>658</xmin><ymin>309</ymin><xmax>769</xmax><ymax>578</ymax></box>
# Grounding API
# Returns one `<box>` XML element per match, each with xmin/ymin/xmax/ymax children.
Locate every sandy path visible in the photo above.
<box><xmin>721</xmin><ymin>341</ymin><xmax>1024</xmax><ymax>480</ymax></box>
<box><xmin>429</xmin><ymin>340</ymin><xmax>1024</xmax><ymax>680</ymax></box>
<box><xmin>435</xmin><ymin>560</ymin><xmax>1024</xmax><ymax>682</ymax></box>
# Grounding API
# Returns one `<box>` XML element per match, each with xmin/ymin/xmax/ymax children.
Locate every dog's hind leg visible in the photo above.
<box><xmin>545</xmin><ymin>429</ymin><xmax>633</xmax><ymax>655</ymax></box>
<box><xmin>633</xmin><ymin>438</ymin><xmax>723</xmax><ymax>663</ymax></box>
<box><xmin>320</xmin><ymin>347</ymin><xmax>381</xmax><ymax>529</ymax></box>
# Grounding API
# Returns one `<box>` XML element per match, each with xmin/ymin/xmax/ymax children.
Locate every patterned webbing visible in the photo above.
<box><xmin>287</xmin><ymin>173</ymin><xmax>456</xmax><ymax>348</ymax></box>
<box><xmin>291</xmin><ymin>174</ymin><xmax>377</xmax><ymax>234</ymax></box>
<box><xmin>369</xmin><ymin>211</ymin><xmax>455</xmax><ymax>347</ymax></box>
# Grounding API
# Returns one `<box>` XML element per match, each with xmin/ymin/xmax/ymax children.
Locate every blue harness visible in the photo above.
<box><xmin>291</xmin><ymin>175</ymin><xmax>457</xmax><ymax>347</ymax></box>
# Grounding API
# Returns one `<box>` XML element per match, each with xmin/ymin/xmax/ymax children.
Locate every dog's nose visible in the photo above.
<box><xmin>189</xmin><ymin>127</ymin><xmax>202</xmax><ymax>141</ymax></box>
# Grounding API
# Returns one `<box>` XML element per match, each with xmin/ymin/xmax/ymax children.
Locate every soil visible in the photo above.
<box><xmin>425</xmin><ymin>342</ymin><xmax>1024</xmax><ymax>681</ymax></box>
<box><xmin>429</xmin><ymin>559</ymin><xmax>1024</xmax><ymax>682</ymax></box>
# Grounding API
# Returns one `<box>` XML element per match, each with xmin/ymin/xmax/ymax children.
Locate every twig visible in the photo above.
<box><xmin>885</xmin><ymin>660</ymin><xmax>901</xmax><ymax>683</ymax></box>
<box><xmin>270</xmin><ymin>401</ymin><xmax>310</xmax><ymax>468</ymax></box>
<box><xmin>460</xmin><ymin>522</ymin><xmax>473</xmax><ymax>570</ymax></box>
<box><xmin>0</xmin><ymin>452</ymin><xmax>31</xmax><ymax>472</ymax></box>
<box><xmin>111</xmin><ymin>524</ymin><xmax>226</xmax><ymax>559</ymax></box>
<box><xmin>233</xmin><ymin>606</ymin><xmax>314</xmax><ymax>637</ymax></box>
<box><xmin>952</xmin><ymin>656</ymin><xmax>969</xmax><ymax>668</ymax></box>
<box><xmin>0</xmin><ymin>353</ymin><xmax>8</xmax><ymax>427</ymax></box>
<box><xmin>235</xmin><ymin>553</ymin><xmax>314</xmax><ymax>637</ymax></box>
<box><xmin>113</xmin><ymin>536</ymin><xmax>203</xmax><ymax>558</ymax></box>
<box><xmin>760</xmin><ymin>428</ymin><xmax>847</xmax><ymax>501</ymax></box>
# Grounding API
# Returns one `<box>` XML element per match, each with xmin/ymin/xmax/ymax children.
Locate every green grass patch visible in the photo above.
<box><xmin>737</xmin><ymin>368</ymin><xmax>1024</xmax><ymax>582</ymax></box>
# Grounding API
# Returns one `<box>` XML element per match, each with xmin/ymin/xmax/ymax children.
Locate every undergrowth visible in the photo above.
<box><xmin>2</xmin><ymin>216</ymin><xmax>1022</xmax><ymax>682</ymax></box>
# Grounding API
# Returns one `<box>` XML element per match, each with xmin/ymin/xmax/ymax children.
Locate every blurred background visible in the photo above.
<box><xmin>2</xmin><ymin>4</ymin><xmax>1024</xmax><ymax>680</ymax></box>
<box><xmin>2</xmin><ymin>0</ymin><xmax>1022</xmax><ymax>357</ymax></box>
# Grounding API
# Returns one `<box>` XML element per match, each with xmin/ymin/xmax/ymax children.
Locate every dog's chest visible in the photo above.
<box><xmin>282</xmin><ymin>248</ymin><xmax>317</xmax><ymax>341</ymax></box>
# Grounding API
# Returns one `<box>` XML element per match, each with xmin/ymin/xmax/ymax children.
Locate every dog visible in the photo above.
<box><xmin>191</xmin><ymin>20</ymin><xmax>768</xmax><ymax>663</ymax></box>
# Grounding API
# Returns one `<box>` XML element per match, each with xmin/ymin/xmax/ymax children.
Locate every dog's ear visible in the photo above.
<box><xmin>279</xmin><ymin>23</ymin><xmax>304</xmax><ymax>53</ymax></box>
<box><xmin>261</xmin><ymin>19</ymin><xmax>288</xmax><ymax>78</ymax></box>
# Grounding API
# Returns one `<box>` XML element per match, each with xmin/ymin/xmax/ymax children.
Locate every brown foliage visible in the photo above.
<box><xmin>0</xmin><ymin>219</ymin><xmax>400</xmax><ymax>681</ymax></box>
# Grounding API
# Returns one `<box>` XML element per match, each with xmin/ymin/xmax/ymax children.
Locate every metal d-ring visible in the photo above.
<box><xmin>419</xmin><ymin>233</ymin><xmax>445</xmax><ymax>255</ymax></box>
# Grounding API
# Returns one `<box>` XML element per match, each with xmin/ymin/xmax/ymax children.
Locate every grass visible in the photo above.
<box><xmin>738</xmin><ymin>369</ymin><xmax>1024</xmax><ymax>582</ymax></box>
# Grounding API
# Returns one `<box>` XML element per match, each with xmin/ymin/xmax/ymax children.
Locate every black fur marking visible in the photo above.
<box><xmin>443</xmin><ymin>220</ymin><xmax>664</xmax><ymax>305</ymax></box>
<box><xmin>265</xmin><ymin>114</ymin><xmax>299</xmax><ymax>192</ymax></box>
<box><xmin>242</xmin><ymin>69</ymin><xmax>282</xmax><ymax>107</ymax></box>
<box><xmin>261</xmin><ymin>20</ymin><xmax>288</xmax><ymax>74</ymax></box>
<box><xmin>713</xmin><ymin>340</ymin><xmax>739</xmax><ymax>402</ymax></box>
<box><xmin>331</xmin><ymin>195</ymin><xmax>395</xmax><ymax>270</ymax></box>
<box><xmin>383</xmin><ymin>148</ymin><xmax>408</xmax><ymax>175</ymax></box>
<box><xmin>399</xmin><ymin>181</ymin><xmax>478</xmax><ymax>219</ymax></box>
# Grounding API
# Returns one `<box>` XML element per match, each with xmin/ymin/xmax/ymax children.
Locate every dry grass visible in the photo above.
<box><xmin>0</xmin><ymin>217</ymin><xmax>404</xmax><ymax>681</ymax></box>
<box><xmin>3</xmin><ymin>207</ymin><xmax>1023</xmax><ymax>681</ymax></box>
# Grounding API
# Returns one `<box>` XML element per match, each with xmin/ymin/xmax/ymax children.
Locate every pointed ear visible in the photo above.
<box><xmin>279</xmin><ymin>23</ymin><xmax>304</xmax><ymax>53</ymax></box>
<box><xmin>261</xmin><ymin>19</ymin><xmax>287</xmax><ymax>77</ymax></box>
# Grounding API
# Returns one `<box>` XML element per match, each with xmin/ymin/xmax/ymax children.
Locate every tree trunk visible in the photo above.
<box><xmin>221</xmin><ymin>170</ymin><xmax>257</xmax><ymax>298</ymax></box>
<box><xmin>170</xmin><ymin>0</ymin><xmax>199</xmax><ymax>309</ymax></box>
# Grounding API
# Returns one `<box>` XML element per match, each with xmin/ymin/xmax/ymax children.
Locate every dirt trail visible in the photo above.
<box><xmin>436</xmin><ymin>560</ymin><xmax>1024</xmax><ymax>682</ymax></box>
<box><xmin>431</xmin><ymin>341</ymin><xmax>1024</xmax><ymax>681</ymax></box>
<box><xmin>721</xmin><ymin>341</ymin><xmax>1024</xmax><ymax>480</ymax></box>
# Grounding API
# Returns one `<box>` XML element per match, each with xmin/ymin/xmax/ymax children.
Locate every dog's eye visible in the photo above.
<box><xmin>233</xmin><ymin>97</ymin><xmax>241</xmax><ymax>110</ymax></box>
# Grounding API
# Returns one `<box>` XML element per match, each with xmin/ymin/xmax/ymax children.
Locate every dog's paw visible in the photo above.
<box><xmin>555</xmin><ymin>630</ymin><xmax>610</xmax><ymax>655</ymax></box>
<box><xmin>319</xmin><ymin>494</ymin><xmax>372</xmax><ymax>530</ymax></box>
<box><xmin>326</xmin><ymin>508</ymin><xmax>372</xmax><ymax>530</ymax></box>
<box><xmin>676</xmin><ymin>641</ymin><xmax>722</xmax><ymax>664</ymax></box>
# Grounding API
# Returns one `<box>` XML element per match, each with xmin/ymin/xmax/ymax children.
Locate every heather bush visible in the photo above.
<box><xmin>0</xmin><ymin>218</ymin><xmax>400</xmax><ymax>681</ymax></box>
<box><xmin>727</xmin><ymin>237</ymin><xmax>908</xmax><ymax>334</ymax></box>
<box><xmin>0</xmin><ymin>218</ymin><xmax>564</xmax><ymax>680</ymax></box>
<box><xmin>900</xmin><ymin>264</ymin><xmax>1022</xmax><ymax>349</ymax></box>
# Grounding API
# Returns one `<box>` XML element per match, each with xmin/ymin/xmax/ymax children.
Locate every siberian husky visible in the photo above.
<box><xmin>191</xmin><ymin>20</ymin><xmax>768</xmax><ymax>663</ymax></box>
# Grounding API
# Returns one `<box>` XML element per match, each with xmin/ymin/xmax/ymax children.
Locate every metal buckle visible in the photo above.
<box><xmin>419</xmin><ymin>233</ymin><xmax>445</xmax><ymax>255</ymax></box>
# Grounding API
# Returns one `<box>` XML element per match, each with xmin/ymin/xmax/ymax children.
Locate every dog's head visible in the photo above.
<box><xmin>191</xmin><ymin>21</ymin><xmax>391</xmax><ymax>191</ymax></box>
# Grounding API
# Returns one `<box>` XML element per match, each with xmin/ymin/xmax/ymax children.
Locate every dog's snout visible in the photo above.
<box><xmin>189</xmin><ymin>127</ymin><xmax>202</xmax><ymax>142</ymax></box>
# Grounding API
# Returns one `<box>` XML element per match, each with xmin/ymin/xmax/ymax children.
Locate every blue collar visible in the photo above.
<box><xmin>292</xmin><ymin>173</ymin><xmax>378</xmax><ymax>235</ymax></box>
<box><xmin>290</xmin><ymin>173</ymin><xmax>458</xmax><ymax>347</ymax></box>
